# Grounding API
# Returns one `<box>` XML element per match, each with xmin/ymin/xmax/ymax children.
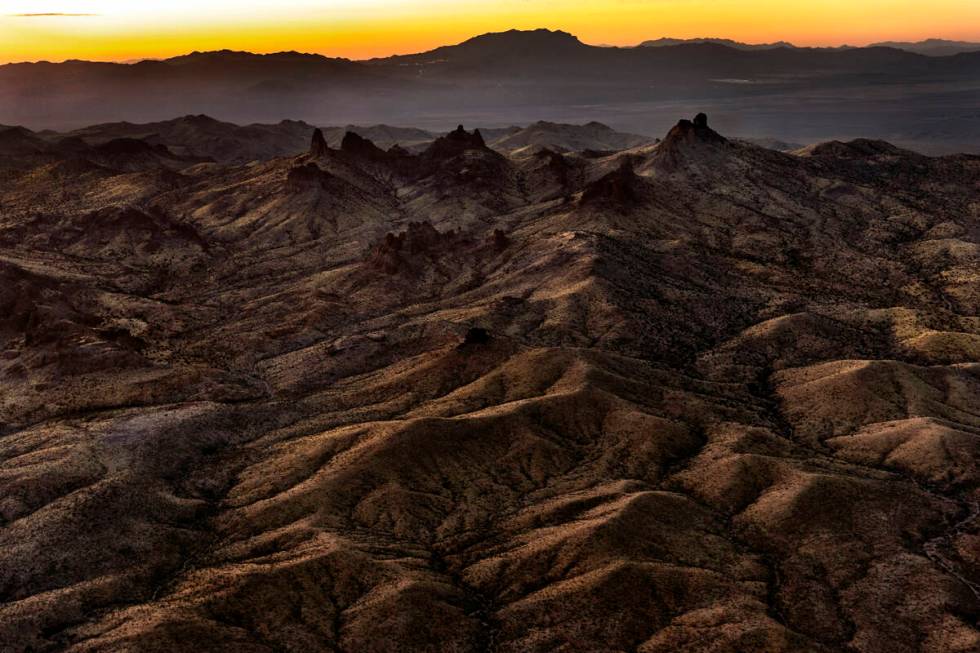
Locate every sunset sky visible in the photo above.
<box><xmin>2</xmin><ymin>0</ymin><xmax>980</xmax><ymax>64</ymax></box>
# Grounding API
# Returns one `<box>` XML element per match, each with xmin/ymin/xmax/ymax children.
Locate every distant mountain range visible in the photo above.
<box><xmin>55</xmin><ymin>115</ymin><xmax>315</xmax><ymax>163</ymax></box>
<box><xmin>0</xmin><ymin>116</ymin><xmax>659</xmax><ymax>166</ymax></box>
<box><xmin>868</xmin><ymin>38</ymin><xmax>980</xmax><ymax>56</ymax></box>
<box><xmin>638</xmin><ymin>37</ymin><xmax>795</xmax><ymax>50</ymax></box>
<box><xmin>638</xmin><ymin>36</ymin><xmax>980</xmax><ymax>56</ymax></box>
<box><xmin>2</xmin><ymin>29</ymin><xmax>979</xmax><ymax>152</ymax></box>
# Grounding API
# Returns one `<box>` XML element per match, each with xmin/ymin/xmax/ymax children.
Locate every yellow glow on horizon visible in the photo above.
<box><xmin>2</xmin><ymin>0</ymin><xmax>980</xmax><ymax>64</ymax></box>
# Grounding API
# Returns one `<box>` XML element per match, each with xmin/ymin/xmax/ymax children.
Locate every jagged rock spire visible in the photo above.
<box><xmin>310</xmin><ymin>128</ymin><xmax>329</xmax><ymax>157</ymax></box>
<box><xmin>661</xmin><ymin>112</ymin><xmax>727</xmax><ymax>148</ymax></box>
<box><xmin>422</xmin><ymin>125</ymin><xmax>490</xmax><ymax>160</ymax></box>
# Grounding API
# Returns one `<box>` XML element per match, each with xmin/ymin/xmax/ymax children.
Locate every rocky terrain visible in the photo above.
<box><xmin>0</xmin><ymin>112</ymin><xmax>978</xmax><ymax>652</ymax></box>
<box><xmin>4</xmin><ymin>118</ymin><xmax>655</xmax><ymax>167</ymax></box>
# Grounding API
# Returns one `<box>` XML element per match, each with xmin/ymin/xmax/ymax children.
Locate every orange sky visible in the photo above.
<box><xmin>2</xmin><ymin>0</ymin><xmax>980</xmax><ymax>64</ymax></box>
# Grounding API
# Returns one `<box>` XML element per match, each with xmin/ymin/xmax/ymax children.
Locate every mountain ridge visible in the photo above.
<box><xmin>638</xmin><ymin>37</ymin><xmax>795</xmax><ymax>50</ymax></box>
<box><xmin>869</xmin><ymin>37</ymin><xmax>980</xmax><ymax>56</ymax></box>
<box><xmin>638</xmin><ymin>36</ymin><xmax>980</xmax><ymax>56</ymax></box>
<box><xmin>0</xmin><ymin>116</ymin><xmax>662</xmax><ymax>164</ymax></box>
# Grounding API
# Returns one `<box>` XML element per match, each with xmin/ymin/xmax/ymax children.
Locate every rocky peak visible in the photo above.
<box><xmin>367</xmin><ymin>221</ymin><xmax>446</xmax><ymax>274</ymax></box>
<box><xmin>653</xmin><ymin>113</ymin><xmax>730</xmax><ymax>170</ymax></box>
<box><xmin>663</xmin><ymin>113</ymin><xmax>725</xmax><ymax>145</ymax></box>
<box><xmin>447</xmin><ymin>125</ymin><xmax>486</xmax><ymax>148</ymax></box>
<box><xmin>423</xmin><ymin>125</ymin><xmax>488</xmax><ymax>160</ymax></box>
<box><xmin>580</xmin><ymin>159</ymin><xmax>641</xmax><ymax>208</ymax></box>
<box><xmin>310</xmin><ymin>128</ymin><xmax>329</xmax><ymax>157</ymax></box>
<box><xmin>340</xmin><ymin>131</ymin><xmax>388</xmax><ymax>160</ymax></box>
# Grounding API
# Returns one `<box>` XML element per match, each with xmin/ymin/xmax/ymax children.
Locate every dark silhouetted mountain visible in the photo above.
<box><xmin>870</xmin><ymin>38</ymin><xmax>980</xmax><ymax>56</ymax></box>
<box><xmin>368</xmin><ymin>28</ymin><xmax>590</xmax><ymax>74</ymax></box>
<box><xmin>0</xmin><ymin>50</ymin><xmax>393</xmax><ymax>130</ymax></box>
<box><xmin>639</xmin><ymin>37</ymin><xmax>795</xmax><ymax>50</ymax></box>
<box><xmin>364</xmin><ymin>29</ymin><xmax>934</xmax><ymax>82</ymax></box>
<box><xmin>59</xmin><ymin>115</ymin><xmax>320</xmax><ymax>164</ymax></box>
<box><xmin>419</xmin><ymin>125</ymin><xmax>493</xmax><ymax>165</ymax></box>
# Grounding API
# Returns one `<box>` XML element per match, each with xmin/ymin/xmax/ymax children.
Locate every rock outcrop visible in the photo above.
<box><xmin>310</xmin><ymin>127</ymin><xmax>329</xmax><ymax>157</ymax></box>
<box><xmin>340</xmin><ymin>131</ymin><xmax>389</xmax><ymax>160</ymax></box>
<box><xmin>365</xmin><ymin>221</ymin><xmax>471</xmax><ymax>274</ymax></box>
<box><xmin>652</xmin><ymin>112</ymin><xmax>731</xmax><ymax>170</ymax></box>
<box><xmin>423</xmin><ymin>125</ymin><xmax>488</xmax><ymax>159</ymax></box>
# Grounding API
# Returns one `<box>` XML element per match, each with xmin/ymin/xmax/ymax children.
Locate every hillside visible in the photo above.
<box><xmin>0</xmin><ymin>113</ymin><xmax>978</xmax><ymax>652</ymax></box>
